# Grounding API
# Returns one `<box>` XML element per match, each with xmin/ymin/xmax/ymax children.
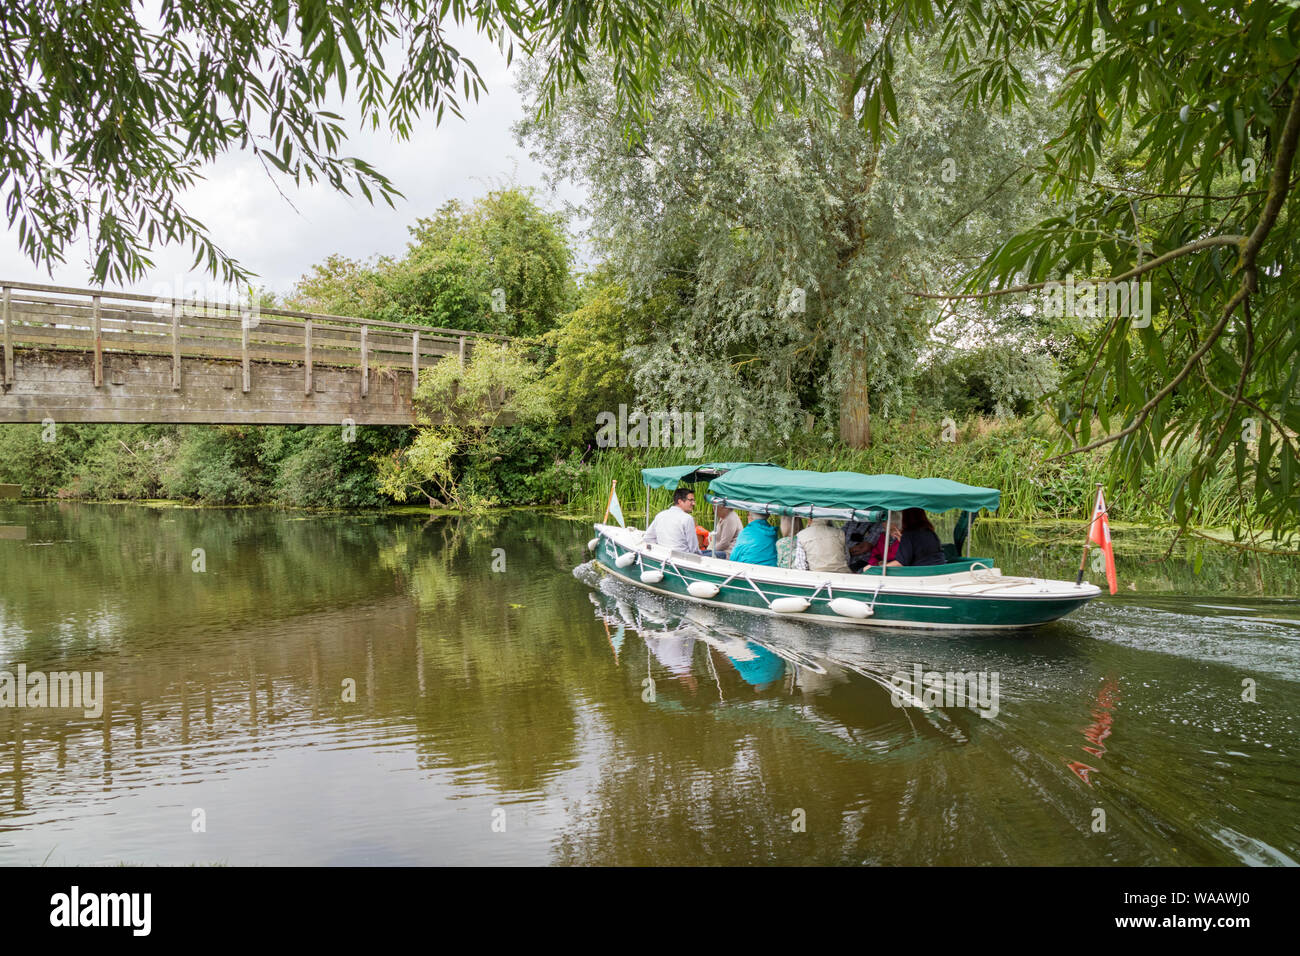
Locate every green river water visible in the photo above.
<box><xmin>0</xmin><ymin>502</ymin><xmax>1296</xmax><ymax>865</ymax></box>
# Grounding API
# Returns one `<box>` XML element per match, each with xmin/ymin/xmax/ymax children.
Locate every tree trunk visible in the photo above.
<box><xmin>839</xmin><ymin>338</ymin><xmax>872</xmax><ymax>448</ymax></box>
<box><xmin>830</xmin><ymin>50</ymin><xmax>877</xmax><ymax>452</ymax></box>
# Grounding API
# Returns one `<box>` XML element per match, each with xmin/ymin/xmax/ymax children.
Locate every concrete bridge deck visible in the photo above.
<box><xmin>0</xmin><ymin>281</ymin><xmax>506</xmax><ymax>425</ymax></box>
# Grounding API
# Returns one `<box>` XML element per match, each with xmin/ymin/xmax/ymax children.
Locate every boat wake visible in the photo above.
<box><xmin>1068</xmin><ymin>597</ymin><xmax>1300</xmax><ymax>682</ymax></box>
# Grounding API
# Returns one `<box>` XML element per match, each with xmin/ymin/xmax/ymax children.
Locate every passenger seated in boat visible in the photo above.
<box><xmin>643</xmin><ymin>487</ymin><xmax>701</xmax><ymax>554</ymax></box>
<box><xmin>775</xmin><ymin>515</ymin><xmax>799</xmax><ymax>569</ymax></box>
<box><xmin>706</xmin><ymin>504</ymin><xmax>743</xmax><ymax>558</ymax></box>
<box><xmin>793</xmin><ymin>518</ymin><xmax>851</xmax><ymax>573</ymax></box>
<box><xmin>728</xmin><ymin>512</ymin><xmax>779</xmax><ymax>565</ymax></box>
<box><xmin>845</xmin><ymin>519</ymin><xmax>876</xmax><ymax>572</ymax></box>
<box><xmin>888</xmin><ymin>507</ymin><xmax>946</xmax><ymax>567</ymax></box>
<box><xmin>865</xmin><ymin>513</ymin><xmax>901</xmax><ymax>566</ymax></box>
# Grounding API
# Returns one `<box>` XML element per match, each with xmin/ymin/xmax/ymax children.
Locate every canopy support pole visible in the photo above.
<box><xmin>965</xmin><ymin>511</ymin><xmax>971</xmax><ymax>556</ymax></box>
<box><xmin>882</xmin><ymin>510</ymin><xmax>891</xmax><ymax>579</ymax></box>
<box><xmin>709</xmin><ymin>491</ymin><xmax>715</xmax><ymax>551</ymax></box>
<box><xmin>645</xmin><ymin>486</ymin><xmax>650</xmax><ymax>529</ymax></box>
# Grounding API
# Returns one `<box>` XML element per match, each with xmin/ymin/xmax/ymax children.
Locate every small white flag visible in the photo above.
<box><xmin>606</xmin><ymin>484</ymin><xmax>625</xmax><ymax>527</ymax></box>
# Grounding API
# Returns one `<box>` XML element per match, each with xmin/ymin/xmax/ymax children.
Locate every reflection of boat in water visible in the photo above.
<box><xmin>589</xmin><ymin>587</ymin><xmax>789</xmax><ymax>689</ymax></box>
<box><xmin>588</xmin><ymin>580</ymin><xmax>812</xmax><ymax>691</ymax></box>
<box><xmin>644</xmin><ymin>631</ymin><xmax>696</xmax><ymax>677</ymax></box>
<box><xmin>580</xmin><ymin>574</ymin><xmax>981</xmax><ymax>759</ymax></box>
<box><xmin>583</xmin><ymin>570</ymin><xmax>932</xmax><ymax>702</ymax></box>
<box><xmin>590</xmin><ymin>463</ymin><xmax>1099</xmax><ymax>631</ymax></box>
<box><xmin>721</xmin><ymin>639</ymin><xmax>785</xmax><ymax>688</ymax></box>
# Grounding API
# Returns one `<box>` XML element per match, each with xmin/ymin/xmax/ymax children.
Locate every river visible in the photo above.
<box><xmin>0</xmin><ymin>502</ymin><xmax>1296</xmax><ymax>865</ymax></box>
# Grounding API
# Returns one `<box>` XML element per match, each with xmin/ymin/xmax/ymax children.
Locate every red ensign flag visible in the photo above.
<box><xmin>1089</xmin><ymin>487</ymin><xmax>1118</xmax><ymax>595</ymax></box>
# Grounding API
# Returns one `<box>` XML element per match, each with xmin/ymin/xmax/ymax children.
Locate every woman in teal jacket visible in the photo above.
<box><xmin>727</xmin><ymin>513</ymin><xmax>779</xmax><ymax>566</ymax></box>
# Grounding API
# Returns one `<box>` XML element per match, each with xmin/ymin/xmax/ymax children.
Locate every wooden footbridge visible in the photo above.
<box><xmin>0</xmin><ymin>281</ymin><xmax>506</xmax><ymax>425</ymax></box>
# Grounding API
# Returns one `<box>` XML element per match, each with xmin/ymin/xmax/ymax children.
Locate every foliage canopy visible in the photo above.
<box><xmin>288</xmin><ymin>187</ymin><xmax>572</xmax><ymax>335</ymax></box>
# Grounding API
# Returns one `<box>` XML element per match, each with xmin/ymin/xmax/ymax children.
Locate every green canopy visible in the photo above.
<box><xmin>640</xmin><ymin>462</ymin><xmax>774</xmax><ymax>490</ymax></box>
<box><xmin>707</xmin><ymin>465</ymin><xmax>1000</xmax><ymax>515</ymax></box>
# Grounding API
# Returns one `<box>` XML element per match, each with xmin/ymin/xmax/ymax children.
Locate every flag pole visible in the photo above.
<box><xmin>1076</xmin><ymin>482</ymin><xmax>1102</xmax><ymax>585</ymax></box>
<box><xmin>603</xmin><ymin>479</ymin><xmax>617</xmax><ymax>524</ymax></box>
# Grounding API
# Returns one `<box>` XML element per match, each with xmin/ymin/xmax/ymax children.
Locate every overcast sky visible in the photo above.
<box><xmin>0</xmin><ymin>29</ymin><xmax>587</xmax><ymax>303</ymax></box>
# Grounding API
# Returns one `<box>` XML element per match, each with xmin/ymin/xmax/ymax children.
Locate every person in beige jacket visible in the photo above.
<box><xmin>793</xmin><ymin>518</ymin><xmax>851</xmax><ymax>573</ymax></box>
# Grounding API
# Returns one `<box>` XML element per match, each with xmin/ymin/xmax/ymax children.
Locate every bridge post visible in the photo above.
<box><xmin>360</xmin><ymin>325</ymin><xmax>369</xmax><ymax>397</ymax></box>
<box><xmin>92</xmin><ymin>294</ymin><xmax>103</xmax><ymax>387</ymax></box>
<box><xmin>241</xmin><ymin>319</ymin><xmax>250</xmax><ymax>392</ymax></box>
<box><xmin>2</xmin><ymin>286</ymin><xmax>11</xmax><ymax>387</ymax></box>
<box><xmin>171</xmin><ymin>303</ymin><xmax>181</xmax><ymax>390</ymax></box>
<box><xmin>458</xmin><ymin>335</ymin><xmax>466</xmax><ymax>367</ymax></box>
<box><xmin>411</xmin><ymin>331</ymin><xmax>420</xmax><ymax>390</ymax></box>
<box><xmin>304</xmin><ymin>319</ymin><xmax>313</xmax><ymax>395</ymax></box>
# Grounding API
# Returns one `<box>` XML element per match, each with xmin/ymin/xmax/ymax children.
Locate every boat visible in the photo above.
<box><xmin>588</xmin><ymin>463</ymin><xmax>1101</xmax><ymax>631</ymax></box>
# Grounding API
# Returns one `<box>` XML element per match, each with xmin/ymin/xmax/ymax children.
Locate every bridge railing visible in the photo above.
<box><xmin>0</xmin><ymin>280</ymin><xmax>509</xmax><ymax>395</ymax></box>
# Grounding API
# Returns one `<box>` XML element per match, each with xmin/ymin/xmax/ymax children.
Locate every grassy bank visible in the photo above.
<box><xmin>567</xmin><ymin>416</ymin><xmax>1255</xmax><ymax>528</ymax></box>
<box><xmin>0</xmin><ymin>416</ymin><xmax>1263</xmax><ymax>530</ymax></box>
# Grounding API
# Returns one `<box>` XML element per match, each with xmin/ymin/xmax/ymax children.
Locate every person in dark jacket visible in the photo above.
<box><xmin>887</xmin><ymin>507</ymin><xmax>946</xmax><ymax>567</ymax></box>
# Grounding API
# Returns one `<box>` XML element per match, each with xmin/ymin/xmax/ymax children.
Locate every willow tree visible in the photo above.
<box><xmin>917</xmin><ymin>0</ymin><xmax>1300</xmax><ymax>537</ymax></box>
<box><xmin>1</xmin><ymin>0</ymin><xmax>806</xmax><ymax>284</ymax></box>
<box><xmin>517</xmin><ymin>23</ymin><xmax>1057</xmax><ymax>446</ymax></box>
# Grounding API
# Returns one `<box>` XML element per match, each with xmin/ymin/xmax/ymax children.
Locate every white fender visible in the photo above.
<box><xmin>640</xmin><ymin>569</ymin><xmax>664</xmax><ymax>584</ymax></box>
<box><xmin>770</xmin><ymin>596</ymin><xmax>810</xmax><ymax>614</ymax></box>
<box><xmin>615</xmin><ymin>551</ymin><xmax>637</xmax><ymax>568</ymax></box>
<box><xmin>687</xmin><ymin>581</ymin><xmax>721</xmax><ymax>599</ymax></box>
<box><xmin>829</xmin><ymin>597</ymin><xmax>873</xmax><ymax>619</ymax></box>
<box><xmin>587</xmin><ymin>537</ymin><xmax>600</xmax><ymax>551</ymax></box>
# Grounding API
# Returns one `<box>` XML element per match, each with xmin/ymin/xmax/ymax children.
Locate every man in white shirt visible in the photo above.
<box><xmin>643</xmin><ymin>488</ymin><xmax>701</xmax><ymax>554</ymax></box>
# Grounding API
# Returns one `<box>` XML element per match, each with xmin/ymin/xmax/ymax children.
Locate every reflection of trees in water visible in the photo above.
<box><xmin>379</xmin><ymin>519</ymin><xmax>467</xmax><ymax>610</ymax></box>
<box><xmin>549</xmin><ymin>645</ymin><xmax>944</xmax><ymax>865</ymax></box>
<box><xmin>0</xmin><ymin>595</ymin><xmax>422</xmax><ymax>816</ymax></box>
<box><xmin>380</xmin><ymin>511</ymin><xmax>592</xmax><ymax>612</ymax></box>
<box><xmin>395</xmin><ymin>513</ymin><xmax>600</xmax><ymax>795</ymax></box>
<box><xmin>0</xmin><ymin>503</ymin><xmax>414</xmax><ymax>658</ymax></box>
<box><xmin>0</xmin><ymin>507</ymin><xmax>604</xmax><ymax>816</ymax></box>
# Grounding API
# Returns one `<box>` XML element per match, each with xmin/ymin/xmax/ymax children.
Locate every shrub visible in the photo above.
<box><xmin>161</xmin><ymin>426</ymin><xmax>267</xmax><ymax>504</ymax></box>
